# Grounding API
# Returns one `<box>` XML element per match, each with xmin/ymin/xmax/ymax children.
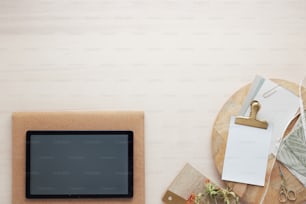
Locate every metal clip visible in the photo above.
<box><xmin>235</xmin><ymin>100</ymin><xmax>268</xmax><ymax>129</ymax></box>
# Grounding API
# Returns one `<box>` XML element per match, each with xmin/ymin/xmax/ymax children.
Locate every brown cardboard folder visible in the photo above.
<box><xmin>12</xmin><ymin>111</ymin><xmax>145</xmax><ymax>204</ymax></box>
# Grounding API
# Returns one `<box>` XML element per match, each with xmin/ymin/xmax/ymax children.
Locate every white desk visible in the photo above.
<box><xmin>0</xmin><ymin>1</ymin><xmax>306</xmax><ymax>203</ymax></box>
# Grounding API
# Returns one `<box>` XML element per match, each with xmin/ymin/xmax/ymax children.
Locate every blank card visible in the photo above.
<box><xmin>222</xmin><ymin>117</ymin><xmax>272</xmax><ymax>186</ymax></box>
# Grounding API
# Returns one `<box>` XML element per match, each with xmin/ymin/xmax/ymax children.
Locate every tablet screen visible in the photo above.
<box><xmin>26</xmin><ymin>131</ymin><xmax>133</xmax><ymax>198</ymax></box>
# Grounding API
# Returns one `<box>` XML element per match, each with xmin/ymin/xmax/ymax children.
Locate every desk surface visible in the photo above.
<box><xmin>0</xmin><ymin>1</ymin><xmax>306</xmax><ymax>203</ymax></box>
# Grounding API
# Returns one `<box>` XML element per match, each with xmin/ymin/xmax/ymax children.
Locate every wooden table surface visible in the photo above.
<box><xmin>1</xmin><ymin>1</ymin><xmax>306</xmax><ymax>204</ymax></box>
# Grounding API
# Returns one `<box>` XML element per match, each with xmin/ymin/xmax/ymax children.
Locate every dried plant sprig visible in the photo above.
<box><xmin>194</xmin><ymin>193</ymin><xmax>204</xmax><ymax>204</ymax></box>
<box><xmin>218</xmin><ymin>187</ymin><xmax>239</xmax><ymax>204</ymax></box>
<box><xmin>186</xmin><ymin>179</ymin><xmax>239</xmax><ymax>204</ymax></box>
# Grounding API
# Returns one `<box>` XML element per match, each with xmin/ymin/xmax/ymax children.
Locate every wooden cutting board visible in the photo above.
<box><xmin>211</xmin><ymin>79</ymin><xmax>306</xmax><ymax>204</ymax></box>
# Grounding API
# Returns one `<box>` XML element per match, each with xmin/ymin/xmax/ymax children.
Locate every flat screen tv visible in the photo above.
<box><xmin>26</xmin><ymin>130</ymin><xmax>133</xmax><ymax>199</ymax></box>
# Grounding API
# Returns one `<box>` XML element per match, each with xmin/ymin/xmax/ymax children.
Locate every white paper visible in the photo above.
<box><xmin>222</xmin><ymin>117</ymin><xmax>273</xmax><ymax>186</ymax></box>
<box><xmin>243</xmin><ymin>77</ymin><xmax>300</xmax><ymax>155</ymax></box>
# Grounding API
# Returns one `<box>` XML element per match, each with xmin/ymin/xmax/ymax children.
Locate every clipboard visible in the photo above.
<box><xmin>222</xmin><ymin>100</ymin><xmax>272</xmax><ymax>187</ymax></box>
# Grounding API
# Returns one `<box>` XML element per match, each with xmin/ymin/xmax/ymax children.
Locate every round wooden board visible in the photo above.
<box><xmin>211</xmin><ymin>79</ymin><xmax>306</xmax><ymax>204</ymax></box>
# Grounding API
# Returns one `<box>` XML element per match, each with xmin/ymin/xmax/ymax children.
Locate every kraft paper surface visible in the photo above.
<box><xmin>12</xmin><ymin>111</ymin><xmax>144</xmax><ymax>204</ymax></box>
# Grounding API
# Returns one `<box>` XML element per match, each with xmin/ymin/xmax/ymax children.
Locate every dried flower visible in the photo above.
<box><xmin>187</xmin><ymin>180</ymin><xmax>239</xmax><ymax>204</ymax></box>
<box><xmin>186</xmin><ymin>193</ymin><xmax>196</xmax><ymax>204</ymax></box>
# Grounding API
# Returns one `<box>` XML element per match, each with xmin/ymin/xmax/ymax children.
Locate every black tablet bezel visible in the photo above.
<box><xmin>26</xmin><ymin>130</ymin><xmax>133</xmax><ymax>199</ymax></box>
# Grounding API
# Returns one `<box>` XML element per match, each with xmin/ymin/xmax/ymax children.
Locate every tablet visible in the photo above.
<box><xmin>26</xmin><ymin>130</ymin><xmax>133</xmax><ymax>199</ymax></box>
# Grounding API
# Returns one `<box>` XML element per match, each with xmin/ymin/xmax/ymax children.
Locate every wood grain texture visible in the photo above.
<box><xmin>12</xmin><ymin>111</ymin><xmax>144</xmax><ymax>204</ymax></box>
<box><xmin>211</xmin><ymin>79</ymin><xmax>306</xmax><ymax>204</ymax></box>
<box><xmin>1</xmin><ymin>1</ymin><xmax>306</xmax><ymax>203</ymax></box>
